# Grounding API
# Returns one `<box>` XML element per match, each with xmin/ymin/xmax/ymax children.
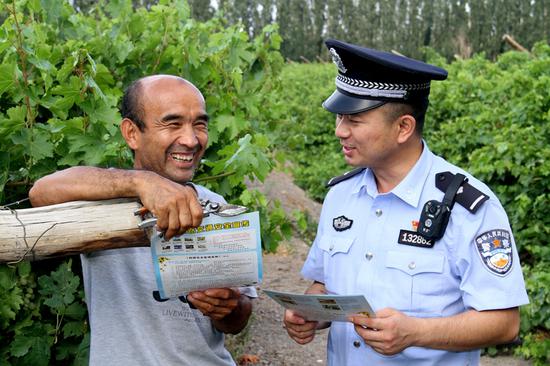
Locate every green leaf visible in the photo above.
<box><xmin>0</xmin><ymin>152</ymin><xmax>9</xmax><ymax>195</ymax></box>
<box><xmin>73</xmin><ymin>333</ymin><xmax>90</xmax><ymax>366</ymax></box>
<box><xmin>28</xmin><ymin>57</ymin><xmax>53</xmax><ymax>72</ymax></box>
<box><xmin>10</xmin><ymin>128</ymin><xmax>54</xmax><ymax>162</ymax></box>
<box><xmin>9</xmin><ymin>323</ymin><xmax>53</xmax><ymax>365</ymax></box>
<box><xmin>39</xmin><ymin>0</ymin><xmax>63</xmax><ymax>24</ymax></box>
<box><xmin>29</xmin><ymin>128</ymin><xmax>54</xmax><ymax>162</ymax></box>
<box><xmin>38</xmin><ymin>260</ymin><xmax>80</xmax><ymax>313</ymax></box>
<box><xmin>62</xmin><ymin>319</ymin><xmax>86</xmax><ymax>337</ymax></box>
<box><xmin>64</xmin><ymin>302</ymin><xmax>86</xmax><ymax>320</ymax></box>
<box><xmin>51</xmin><ymin>76</ymin><xmax>83</xmax><ymax>100</ymax></box>
<box><xmin>0</xmin><ymin>63</ymin><xmax>16</xmax><ymax>98</ymax></box>
<box><xmin>27</xmin><ymin>0</ymin><xmax>41</xmax><ymax>13</ymax></box>
<box><xmin>215</xmin><ymin>115</ymin><xmax>236</xmax><ymax>136</ymax></box>
<box><xmin>105</xmin><ymin>0</ymin><xmax>132</xmax><ymax>18</ymax></box>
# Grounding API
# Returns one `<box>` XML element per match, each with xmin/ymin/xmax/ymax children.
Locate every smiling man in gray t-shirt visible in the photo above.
<box><xmin>30</xmin><ymin>75</ymin><xmax>255</xmax><ymax>365</ymax></box>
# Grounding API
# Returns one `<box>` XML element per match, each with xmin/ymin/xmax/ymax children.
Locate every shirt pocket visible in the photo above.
<box><xmin>384</xmin><ymin>250</ymin><xmax>446</xmax><ymax>315</ymax></box>
<box><xmin>318</xmin><ymin>236</ymin><xmax>356</xmax><ymax>294</ymax></box>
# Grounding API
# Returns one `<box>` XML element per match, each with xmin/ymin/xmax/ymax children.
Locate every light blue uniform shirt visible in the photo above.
<box><xmin>302</xmin><ymin>143</ymin><xmax>529</xmax><ymax>366</ymax></box>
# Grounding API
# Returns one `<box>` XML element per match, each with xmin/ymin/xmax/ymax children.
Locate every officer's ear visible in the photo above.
<box><xmin>396</xmin><ymin>114</ymin><xmax>416</xmax><ymax>144</ymax></box>
<box><xmin>121</xmin><ymin>118</ymin><xmax>141</xmax><ymax>150</ymax></box>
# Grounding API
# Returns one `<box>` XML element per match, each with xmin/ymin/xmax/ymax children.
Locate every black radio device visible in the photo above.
<box><xmin>418</xmin><ymin>173</ymin><xmax>467</xmax><ymax>241</ymax></box>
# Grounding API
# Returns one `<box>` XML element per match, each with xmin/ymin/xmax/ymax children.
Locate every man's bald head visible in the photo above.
<box><xmin>121</xmin><ymin>75</ymin><xmax>201</xmax><ymax>131</ymax></box>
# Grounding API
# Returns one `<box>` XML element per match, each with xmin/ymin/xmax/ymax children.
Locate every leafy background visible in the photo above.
<box><xmin>0</xmin><ymin>0</ymin><xmax>548</xmax><ymax>365</ymax></box>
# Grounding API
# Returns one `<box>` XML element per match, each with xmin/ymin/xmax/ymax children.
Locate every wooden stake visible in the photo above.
<box><xmin>0</xmin><ymin>199</ymin><xmax>150</xmax><ymax>263</ymax></box>
<box><xmin>502</xmin><ymin>34</ymin><xmax>529</xmax><ymax>53</ymax></box>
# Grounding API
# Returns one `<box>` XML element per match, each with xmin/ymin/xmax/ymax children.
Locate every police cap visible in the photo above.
<box><xmin>322</xmin><ymin>39</ymin><xmax>448</xmax><ymax>114</ymax></box>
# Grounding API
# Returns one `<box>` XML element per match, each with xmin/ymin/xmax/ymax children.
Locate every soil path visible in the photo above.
<box><xmin>226</xmin><ymin>171</ymin><xmax>531</xmax><ymax>366</ymax></box>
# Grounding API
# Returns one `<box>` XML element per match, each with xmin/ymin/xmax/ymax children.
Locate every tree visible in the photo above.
<box><xmin>188</xmin><ymin>0</ymin><xmax>214</xmax><ymax>21</ymax></box>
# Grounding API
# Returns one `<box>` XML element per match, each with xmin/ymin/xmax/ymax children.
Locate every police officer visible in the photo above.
<box><xmin>283</xmin><ymin>39</ymin><xmax>529</xmax><ymax>365</ymax></box>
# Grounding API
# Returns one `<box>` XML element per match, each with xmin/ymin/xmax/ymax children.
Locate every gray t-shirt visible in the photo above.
<box><xmin>81</xmin><ymin>185</ymin><xmax>256</xmax><ymax>365</ymax></box>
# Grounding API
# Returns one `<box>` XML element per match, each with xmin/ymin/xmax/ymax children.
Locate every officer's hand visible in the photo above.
<box><xmin>187</xmin><ymin>288</ymin><xmax>241</xmax><ymax>320</ymax></box>
<box><xmin>348</xmin><ymin>307</ymin><xmax>417</xmax><ymax>356</ymax></box>
<box><xmin>283</xmin><ymin>310</ymin><xmax>318</xmax><ymax>345</ymax></box>
<box><xmin>136</xmin><ymin>171</ymin><xmax>203</xmax><ymax>239</ymax></box>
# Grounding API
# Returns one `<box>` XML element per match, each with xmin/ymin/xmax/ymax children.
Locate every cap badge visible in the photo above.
<box><xmin>329</xmin><ymin>48</ymin><xmax>347</xmax><ymax>73</ymax></box>
<box><xmin>333</xmin><ymin>215</ymin><xmax>353</xmax><ymax>232</ymax></box>
<box><xmin>475</xmin><ymin>229</ymin><xmax>513</xmax><ymax>276</ymax></box>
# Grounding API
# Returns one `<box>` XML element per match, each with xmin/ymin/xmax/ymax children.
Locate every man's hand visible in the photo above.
<box><xmin>349</xmin><ymin>306</ymin><xmax>521</xmax><ymax>354</ymax></box>
<box><xmin>283</xmin><ymin>280</ymin><xmax>330</xmax><ymax>345</ymax></box>
<box><xmin>187</xmin><ymin>288</ymin><xmax>252</xmax><ymax>334</ymax></box>
<box><xmin>136</xmin><ymin>172</ymin><xmax>203</xmax><ymax>239</ymax></box>
<box><xmin>348</xmin><ymin>308</ymin><xmax>417</xmax><ymax>356</ymax></box>
<box><xmin>187</xmin><ymin>288</ymin><xmax>241</xmax><ymax>320</ymax></box>
<box><xmin>283</xmin><ymin>309</ymin><xmax>319</xmax><ymax>345</ymax></box>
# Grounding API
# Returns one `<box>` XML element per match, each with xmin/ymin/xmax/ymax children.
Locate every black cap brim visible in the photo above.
<box><xmin>322</xmin><ymin>89</ymin><xmax>386</xmax><ymax>114</ymax></box>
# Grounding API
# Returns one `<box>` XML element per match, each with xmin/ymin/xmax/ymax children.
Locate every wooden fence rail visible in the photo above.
<box><xmin>0</xmin><ymin>199</ymin><xmax>149</xmax><ymax>263</ymax></box>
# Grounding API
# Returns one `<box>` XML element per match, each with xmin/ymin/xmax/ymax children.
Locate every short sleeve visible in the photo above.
<box><xmin>194</xmin><ymin>184</ymin><xmax>227</xmax><ymax>204</ymax></box>
<box><xmin>301</xmin><ymin>196</ymin><xmax>331</xmax><ymax>283</ymax></box>
<box><xmin>453</xmin><ymin>200</ymin><xmax>529</xmax><ymax>310</ymax></box>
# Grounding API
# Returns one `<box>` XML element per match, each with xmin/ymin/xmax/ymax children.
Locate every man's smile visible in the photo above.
<box><xmin>170</xmin><ymin>152</ymin><xmax>194</xmax><ymax>162</ymax></box>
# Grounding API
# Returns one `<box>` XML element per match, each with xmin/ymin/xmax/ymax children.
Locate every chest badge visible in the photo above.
<box><xmin>333</xmin><ymin>215</ymin><xmax>353</xmax><ymax>232</ymax></box>
<box><xmin>397</xmin><ymin>220</ymin><xmax>434</xmax><ymax>248</ymax></box>
<box><xmin>475</xmin><ymin>230</ymin><xmax>513</xmax><ymax>276</ymax></box>
<box><xmin>398</xmin><ymin>229</ymin><xmax>435</xmax><ymax>248</ymax></box>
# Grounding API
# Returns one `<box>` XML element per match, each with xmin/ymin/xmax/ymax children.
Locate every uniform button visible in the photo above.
<box><xmin>353</xmin><ymin>340</ymin><xmax>361</xmax><ymax>348</ymax></box>
<box><xmin>365</xmin><ymin>252</ymin><xmax>374</xmax><ymax>260</ymax></box>
<box><xmin>375</xmin><ymin>209</ymin><xmax>383</xmax><ymax>217</ymax></box>
<box><xmin>329</xmin><ymin>244</ymin><xmax>334</xmax><ymax>251</ymax></box>
<box><xmin>408</xmin><ymin>261</ymin><xmax>416</xmax><ymax>270</ymax></box>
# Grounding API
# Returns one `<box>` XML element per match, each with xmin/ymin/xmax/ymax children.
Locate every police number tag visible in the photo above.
<box><xmin>398</xmin><ymin>230</ymin><xmax>435</xmax><ymax>248</ymax></box>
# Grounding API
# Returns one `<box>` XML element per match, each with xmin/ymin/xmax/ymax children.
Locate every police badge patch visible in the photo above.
<box><xmin>475</xmin><ymin>230</ymin><xmax>513</xmax><ymax>276</ymax></box>
<box><xmin>333</xmin><ymin>215</ymin><xmax>353</xmax><ymax>231</ymax></box>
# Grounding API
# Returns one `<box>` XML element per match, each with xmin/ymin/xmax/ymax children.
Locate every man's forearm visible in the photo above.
<box><xmin>212</xmin><ymin>295</ymin><xmax>253</xmax><ymax>334</ymax></box>
<box><xmin>413</xmin><ymin>308</ymin><xmax>520</xmax><ymax>351</ymax></box>
<box><xmin>29</xmin><ymin>166</ymin><xmax>148</xmax><ymax>207</ymax></box>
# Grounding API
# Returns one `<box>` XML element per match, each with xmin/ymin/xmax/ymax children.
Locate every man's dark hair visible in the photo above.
<box><xmin>121</xmin><ymin>79</ymin><xmax>146</xmax><ymax>131</ymax></box>
<box><xmin>385</xmin><ymin>98</ymin><xmax>429</xmax><ymax>136</ymax></box>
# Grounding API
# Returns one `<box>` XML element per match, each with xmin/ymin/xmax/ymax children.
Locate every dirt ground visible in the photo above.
<box><xmin>226</xmin><ymin>171</ymin><xmax>532</xmax><ymax>366</ymax></box>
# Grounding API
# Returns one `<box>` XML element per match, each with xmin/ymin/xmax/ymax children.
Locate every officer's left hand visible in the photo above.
<box><xmin>348</xmin><ymin>307</ymin><xmax>418</xmax><ymax>356</ymax></box>
<box><xmin>187</xmin><ymin>288</ymin><xmax>241</xmax><ymax>320</ymax></box>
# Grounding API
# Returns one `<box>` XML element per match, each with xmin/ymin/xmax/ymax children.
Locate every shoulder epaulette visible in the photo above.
<box><xmin>435</xmin><ymin>171</ymin><xmax>489</xmax><ymax>213</ymax></box>
<box><xmin>326</xmin><ymin>168</ymin><xmax>366</xmax><ymax>188</ymax></box>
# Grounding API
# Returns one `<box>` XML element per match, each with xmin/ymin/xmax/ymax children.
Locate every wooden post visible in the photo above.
<box><xmin>502</xmin><ymin>34</ymin><xmax>529</xmax><ymax>53</ymax></box>
<box><xmin>0</xmin><ymin>199</ymin><xmax>150</xmax><ymax>263</ymax></box>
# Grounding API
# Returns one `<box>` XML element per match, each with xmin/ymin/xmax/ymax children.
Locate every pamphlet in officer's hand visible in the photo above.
<box><xmin>150</xmin><ymin>211</ymin><xmax>262</xmax><ymax>299</ymax></box>
<box><xmin>263</xmin><ymin>289</ymin><xmax>375</xmax><ymax>322</ymax></box>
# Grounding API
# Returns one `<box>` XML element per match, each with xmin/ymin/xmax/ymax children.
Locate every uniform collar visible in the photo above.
<box><xmin>391</xmin><ymin>141</ymin><xmax>433</xmax><ymax>207</ymax></box>
<box><xmin>358</xmin><ymin>141</ymin><xmax>433</xmax><ymax>208</ymax></box>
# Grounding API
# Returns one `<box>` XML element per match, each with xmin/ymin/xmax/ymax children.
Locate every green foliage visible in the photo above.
<box><xmin>272</xmin><ymin>45</ymin><xmax>550</xmax><ymax>363</ymax></box>
<box><xmin>426</xmin><ymin>43</ymin><xmax>550</xmax><ymax>270</ymax></box>
<box><xmin>270</xmin><ymin>62</ymin><xmax>347</xmax><ymax>201</ymax></box>
<box><xmin>292</xmin><ymin>209</ymin><xmax>317</xmax><ymax>244</ymax></box>
<box><xmin>0</xmin><ymin>259</ymin><xmax>88</xmax><ymax>365</ymax></box>
<box><xmin>0</xmin><ymin>0</ymin><xmax>287</xmax><ymax>363</ymax></box>
<box><xmin>239</xmin><ymin>188</ymin><xmax>292</xmax><ymax>253</ymax></box>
